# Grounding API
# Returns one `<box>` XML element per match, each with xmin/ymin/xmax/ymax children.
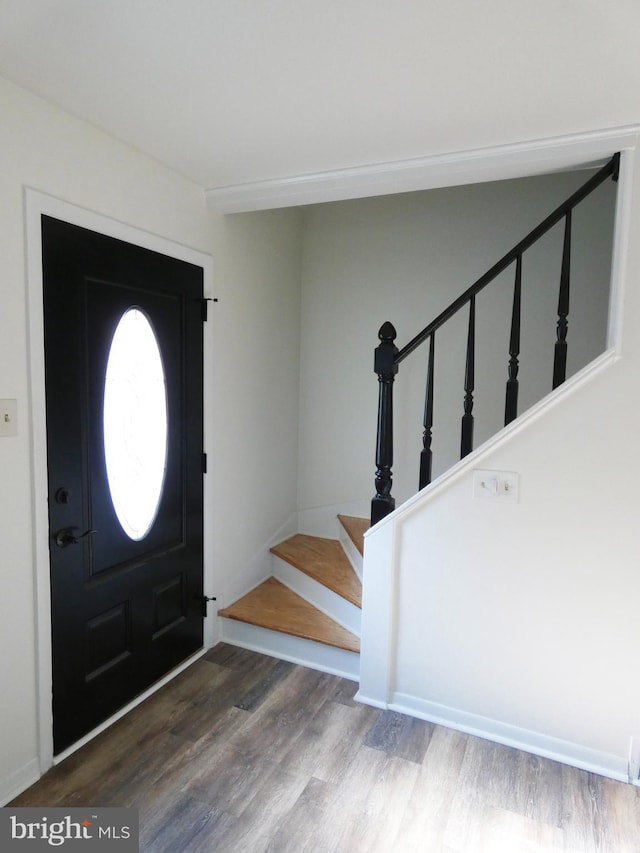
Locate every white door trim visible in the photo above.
<box><xmin>25</xmin><ymin>189</ymin><xmax>215</xmax><ymax>773</ymax></box>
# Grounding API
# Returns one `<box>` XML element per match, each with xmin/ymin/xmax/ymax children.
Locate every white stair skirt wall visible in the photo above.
<box><xmin>297</xmin><ymin>499</ymin><xmax>370</xmax><ymax>540</ymax></box>
<box><xmin>220</xmin><ymin>618</ymin><xmax>360</xmax><ymax>682</ymax></box>
<box><xmin>271</xmin><ymin>553</ymin><xmax>361</xmax><ymax>635</ymax></box>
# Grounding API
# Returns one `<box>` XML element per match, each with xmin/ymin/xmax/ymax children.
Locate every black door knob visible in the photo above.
<box><xmin>55</xmin><ymin>527</ymin><xmax>97</xmax><ymax>548</ymax></box>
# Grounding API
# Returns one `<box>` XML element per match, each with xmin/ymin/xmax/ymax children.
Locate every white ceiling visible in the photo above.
<box><xmin>1</xmin><ymin>1</ymin><xmax>639</xmax><ymax>192</ymax></box>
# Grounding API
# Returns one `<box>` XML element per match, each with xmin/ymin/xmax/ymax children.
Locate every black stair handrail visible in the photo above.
<box><xmin>371</xmin><ymin>153</ymin><xmax>619</xmax><ymax>525</ymax></box>
<box><xmin>395</xmin><ymin>155</ymin><xmax>619</xmax><ymax>365</ymax></box>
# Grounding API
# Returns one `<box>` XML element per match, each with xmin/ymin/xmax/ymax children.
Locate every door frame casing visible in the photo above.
<box><xmin>25</xmin><ymin>190</ymin><xmax>215</xmax><ymax>773</ymax></box>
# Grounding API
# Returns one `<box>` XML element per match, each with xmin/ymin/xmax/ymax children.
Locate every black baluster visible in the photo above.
<box><xmin>553</xmin><ymin>210</ymin><xmax>572</xmax><ymax>389</ymax></box>
<box><xmin>419</xmin><ymin>333</ymin><xmax>435</xmax><ymax>489</ymax></box>
<box><xmin>460</xmin><ymin>296</ymin><xmax>475</xmax><ymax>458</ymax></box>
<box><xmin>505</xmin><ymin>254</ymin><xmax>522</xmax><ymax>425</ymax></box>
<box><xmin>371</xmin><ymin>322</ymin><xmax>398</xmax><ymax>526</ymax></box>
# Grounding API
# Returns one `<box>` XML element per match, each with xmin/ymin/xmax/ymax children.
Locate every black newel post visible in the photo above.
<box><xmin>371</xmin><ymin>321</ymin><xmax>398</xmax><ymax>526</ymax></box>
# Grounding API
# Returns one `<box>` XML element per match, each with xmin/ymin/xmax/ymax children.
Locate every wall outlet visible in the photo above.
<box><xmin>0</xmin><ymin>399</ymin><xmax>17</xmax><ymax>437</ymax></box>
<box><xmin>472</xmin><ymin>469</ymin><xmax>519</xmax><ymax>503</ymax></box>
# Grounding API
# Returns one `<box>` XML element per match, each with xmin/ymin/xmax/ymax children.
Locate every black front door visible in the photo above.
<box><xmin>42</xmin><ymin>216</ymin><xmax>204</xmax><ymax>754</ymax></box>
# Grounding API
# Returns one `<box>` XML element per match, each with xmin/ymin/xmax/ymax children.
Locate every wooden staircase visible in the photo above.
<box><xmin>218</xmin><ymin>515</ymin><xmax>367</xmax><ymax>681</ymax></box>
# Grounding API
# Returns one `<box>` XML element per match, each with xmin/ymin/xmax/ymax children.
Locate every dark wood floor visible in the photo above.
<box><xmin>12</xmin><ymin>644</ymin><xmax>640</xmax><ymax>851</ymax></box>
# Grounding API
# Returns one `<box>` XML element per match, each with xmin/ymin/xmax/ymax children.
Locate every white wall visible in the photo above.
<box><xmin>359</xmin><ymin>145</ymin><xmax>640</xmax><ymax>779</ymax></box>
<box><xmin>0</xmin><ymin>76</ymin><xmax>302</xmax><ymax>803</ymax></box>
<box><xmin>210</xmin><ymin>209</ymin><xmax>302</xmax><ymax>607</ymax></box>
<box><xmin>297</xmin><ymin>173</ymin><xmax>616</xmax><ymax>511</ymax></box>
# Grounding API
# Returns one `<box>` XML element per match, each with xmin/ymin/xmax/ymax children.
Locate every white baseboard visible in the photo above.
<box><xmin>0</xmin><ymin>758</ymin><xmax>41</xmax><ymax>807</ymax></box>
<box><xmin>222</xmin><ymin>513</ymin><xmax>298</xmax><ymax>607</ymax></box>
<box><xmin>353</xmin><ymin>691</ymin><xmax>388</xmax><ymax>711</ymax></box>
<box><xmin>386</xmin><ymin>691</ymin><xmax>629</xmax><ymax>783</ymax></box>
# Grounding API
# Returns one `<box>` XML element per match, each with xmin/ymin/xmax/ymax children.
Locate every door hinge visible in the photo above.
<box><xmin>201</xmin><ymin>297</ymin><xmax>218</xmax><ymax>321</ymax></box>
<box><xmin>201</xmin><ymin>595</ymin><xmax>217</xmax><ymax>618</ymax></box>
<box><xmin>202</xmin><ymin>452</ymin><xmax>207</xmax><ymax>473</ymax></box>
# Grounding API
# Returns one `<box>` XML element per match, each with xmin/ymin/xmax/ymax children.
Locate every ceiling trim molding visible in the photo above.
<box><xmin>205</xmin><ymin>125</ymin><xmax>640</xmax><ymax>213</ymax></box>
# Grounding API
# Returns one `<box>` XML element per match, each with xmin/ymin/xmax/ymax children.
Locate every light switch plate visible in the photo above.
<box><xmin>472</xmin><ymin>469</ymin><xmax>519</xmax><ymax>502</ymax></box>
<box><xmin>0</xmin><ymin>399</ymin><xmax>18</xmax><ymax>437</ymax></box>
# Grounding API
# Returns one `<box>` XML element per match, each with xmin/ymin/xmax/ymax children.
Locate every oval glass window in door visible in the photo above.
<box><xmin>103</xmin><ymin>308</ymin><xmax>168</xmax><ymax>540</ymax></box>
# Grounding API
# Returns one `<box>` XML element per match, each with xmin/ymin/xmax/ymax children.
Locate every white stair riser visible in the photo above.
<box><xmin>272</xmin><ymin>555</ymin><xmax>361</xmax><ymax>635</ymax></box>
<box><xmin>219</xmin><ymin>618</ymin><xmax>360</xmax><ymax>681</ymax></box>
<box><xmin>338</xmin><ymin>527</ymin><xmax>363</xmax><ymax>581</ymax></box>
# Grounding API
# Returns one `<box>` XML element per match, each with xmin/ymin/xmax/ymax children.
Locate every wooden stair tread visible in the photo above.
<box><xmin>270</xmin><ymin>534</ymin><xmax>362</xmax><ymax>607</ymax></box>
<box><xmin>338</xmin><ymin>514</ymin><xmax>368</xmax><ymax>556</ymax></box>
<box><xmin>218</xmin><ymin>578</ymin><xmax>360</xmax><ymax>653</ymax></box>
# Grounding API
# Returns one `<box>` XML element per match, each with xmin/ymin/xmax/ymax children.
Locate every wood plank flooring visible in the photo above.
<box><xmin>11</xmin><ymin>644</ymin><xmax>640</xmax><ymax>852</ymax></box>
